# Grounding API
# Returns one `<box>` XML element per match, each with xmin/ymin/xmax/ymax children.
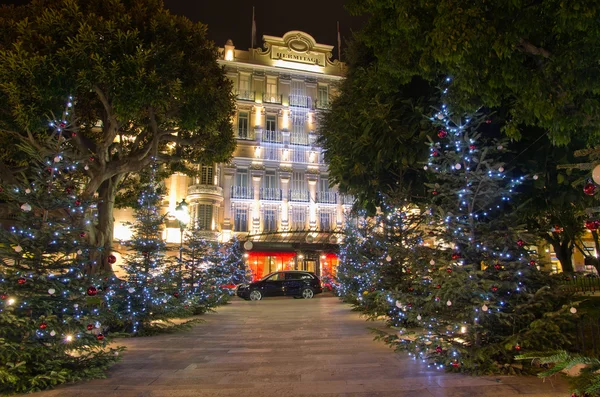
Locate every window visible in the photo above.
<box><xmin>292</xmin><ymin>171</ymin><xmax>306</xmax><ymax>191</ymax></box>
<box><xmin>238</xmin><ymin>111</ymin><xmax>249</xmax><ymax>139</ymax></box>
<box><xmin>265</xmin><ymin>78</ymin><xmax>278</xmax><ymax>102</ymax></box>
<box><xmin>235</xmin><ymin>169</ymin><xmax>248</xmax><ymax>188</ymax></box>
<box><xmin>239</xmin><ymin>74</ymin><xmax>250</xmax><ymax>93</ymax></box>
<box><xmin>318</xmin><ymin>85</ymin><xmax>329</xmax><ymax>108</ymax></box>
<box><xmin>319</xmin><ymin>209</ymin><xmax>336</xmax><ymax>231</ymax></box>
<box><xmin>263</xmin><ymin>205</ymin><xmax>278</xmax><ymax>232</ymax></box>
<box><xmin>320</xmin><ymin>176</ymin><xmax>330</xmax><ymax>192</ymax></box>
<box><xmin>266</xmin><ymin>115</ymin><xmax>277</xmax><ymax>132</ymax></box>
<box><xmin>200</xmin><ymin>166</ymin><xmax>214</xmax><ymax>185</ymax></box>
<box><xmin>197</xmin><ymin>204</ymin><xmax>213</xmax><ymax>230</ymax></box>
<box><xmin>266</xmin><ymin>273</ymin><xmax>284</xmax><ymax>281</ymax></box>
<box><xmin>234</xmin><ymin>207</ymin><xmax>248</xmax><ymax>232</ymax></box>
<box><xmin>290</xmin><ymin>109</ymin><xmax>308</xmax><ymax>145</ymax></box>
<box><xmin>291</xmin><ymin>207</ymin><xmax>306</xmax><ymax>230</ymax></box>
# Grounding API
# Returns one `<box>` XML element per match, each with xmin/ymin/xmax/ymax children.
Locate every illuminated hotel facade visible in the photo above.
<box><xmin>113</xmin><ymin>31</ymin><xmax>350</xmax><ymax>280</ymax></box>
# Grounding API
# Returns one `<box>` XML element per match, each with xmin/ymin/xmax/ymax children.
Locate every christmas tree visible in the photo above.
<box><xmin>219</xmin><ymin>236</ymin><xmax>250</xmax><ymax>287</ymax></box>
<box><xmin>178</xmin><ymin>224</ymin><xmax>224</xmax><ymax>314</ymax></box>
<box><xmin>379</xmin><ymin>97</ymin><xmax>575</xmax><ymax>373</ymax></box>
<box><xmin>117</xmin><ymin>165</ymin><xmax>190</xmax><ymax>334</ymax></box>
<box><xmin>0</xmin><ymin>106</ymin><xmax>122</xmax><ymax>394</ymax></box>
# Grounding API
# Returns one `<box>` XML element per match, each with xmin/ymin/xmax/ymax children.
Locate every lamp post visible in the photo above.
<box><xmin>175</xmin><ymin>199</ymin><xmax>190</xmax><ymax>288</ymax></box>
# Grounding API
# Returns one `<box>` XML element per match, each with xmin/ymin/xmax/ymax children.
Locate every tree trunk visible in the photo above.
<box><xmin>551</xmin><ymin>237</ymin><xmax>574</xmax><ymax>273</ymax></box>
<box><xmin>87</xmin><ymin>174</ymin><xmax>123</xmax><ymax>274</ymax></box>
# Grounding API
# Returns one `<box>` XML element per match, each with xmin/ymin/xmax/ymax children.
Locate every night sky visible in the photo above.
<box><xmin>1</xmin><ymin>0</ymin><xmax>366</xmax><ymax>60</ymax></box>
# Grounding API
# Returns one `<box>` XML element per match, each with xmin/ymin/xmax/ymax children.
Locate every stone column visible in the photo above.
<box><xmin>251</xmin><ymin>169</ymin><xmax>264</xmax><ymax>234</ymax></box>
<box><xmin>279</xmin><ymin>171</ymin><xmax>291</xmax><ymax>231</ymax></box>
<box><xmin>222</xmin><ymin>166</ymin><xmax>235</xmax><ymax>231</ymax></box>
<box><xmin>308</xmin><ymin>174</ymin><xmax>318</xmax><ymax>229</ymax></box>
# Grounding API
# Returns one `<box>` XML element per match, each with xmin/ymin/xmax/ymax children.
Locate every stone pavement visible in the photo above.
<box><xmin>33</xmin><ymin>295</ymin><xmax>570</xmax><ymax>397</ymax></box>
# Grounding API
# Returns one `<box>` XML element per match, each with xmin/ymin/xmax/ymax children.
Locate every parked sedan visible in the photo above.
<box><xmin>237</xmin><ymin>271</ymin><xmax>323</xmax><ymax>301</ymax></box>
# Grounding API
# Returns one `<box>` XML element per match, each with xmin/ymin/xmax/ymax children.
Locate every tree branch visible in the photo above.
<box><xmin>517</xmin><ymin>38</ymin><xmax>551</xmax><ymax>59</ymax></box>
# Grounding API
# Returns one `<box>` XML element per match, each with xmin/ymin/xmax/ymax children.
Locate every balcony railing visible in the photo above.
<box><xmin>237</xmin><ymin>128</ymin><xmax>255</xmax><ymax>140</ymax></box>
<box><xmin>289</xmin><ymin>189</ymin><xmax>310</xmax><ymax>202</ymax></box>
<box><xmin>187</xmin><ymin>184</ymin><xmax>224</xmax><ymax>197</ymax></box>
<box><xmin>260</xmin><ymin>187</ymin><xmax>282</xmax><ymax>201</ymax></box>
<box><xmin>316</xmin><ymin>99</ymin><xmax>330</xmax><ymax>110</ymax></box>
<box><xmin>340</xmin><ymin>194</ymin><xmax>355</xmax><ymax>205</ymax></box>
<box><xmin>289</xmin><ymin>94</ymin><xmax>311</xmax><ymax>108</ymax></box>
<box><xmin>262</xmin><ymin>130</ymin><xmax>283</xmax><ymax>143</ymax></box>
<box><xmin>237</xmin><ymin>90</ymin><xmax>255</xmax><ymax>101</ymax></box>
<box><xmin>290</xmin><ymin>132</ymin><xmax>309</xmax><ymax>146</ymax></box>
<box><xmin>317</xmin><ymin>191</ymin><xmax>337</xmax><ymax>204</ymax></box>
<box><xmin>287</xmin><ymin>148</ymin><xmax>308</xmax><ymax>163</ymax></box>
<box><xmin>262</xmin><ymin>145</ymin><xmax>281</xmax><ymax>161</ymax></box>
<box><xmin>263</xmin><ymin>93</ymin><xmax>283</xmax><ymax>104</ymax></box>
<box><xmin>231</xmin><ymin>186</ymin><xmax>253</xmax><ymax>199</ymax></box>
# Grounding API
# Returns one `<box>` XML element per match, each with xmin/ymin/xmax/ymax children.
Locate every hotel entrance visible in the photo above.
<box><xmin>245</xmin><ymin>251</ymin><xmax>337</xmax><ymax>281</ymax></box>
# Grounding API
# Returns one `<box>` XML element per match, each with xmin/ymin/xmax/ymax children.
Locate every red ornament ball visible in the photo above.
<box><xmin>89</xmin><ymin>156</ymin><xmax>95</xmax><ymax>162</ymax></box>
<box><xmin>408</xmin><ymin>287</ymin><xmax>414</xmax><ymax>292</ymax></box>
<box><xmin>469</xmin><ymin>144</ymin><xmax>476</xmax><ymax>150</ymax></box>
<box><xmin>494</xmin><ymin>263</ymin><xmax>502</xmax><ymax>270</ymax></box>
<box><xmin>491</xmin><ymin>286</ymin><xmax>498</xmax><ymax>292</ymax></box>
<box><xmin>432</xmin><ymin>150</ymin><xmax>439</xmax><ymax>157</ymax></box>
<box><xmin>485</xmin><ymin>119</ymin><xmax>492</xmax><ymax>124</ymax></box>
<box><xmin>437</xmin><ymin>130</ymin><xmax>448</xmax><ymax>138</ymax></box>
<box><xmin>436</xmin><ymin>346</ymin><xmax>442</xmax><ymax>353</ymax></box>
<box><xmin>435</xmin><ymin>296</ymin><xmax>440</xmax><ymax>302</ymax></box>
<box><xmin>17</xmin><ymin>277</ymin><xmax>26</xmax><ymax>285</ymax></box>
<box><xmin>517</xmin><ymin>239</ymin><xmax>525</xmax><ymax>247</ymax></box>
<box><xmin>436</xmin><ymin>284</ymin><xmax>441</xmax><ymax>289</ymax></box>
<box><xmin>107</xmin><ymin>254</ymin><xmax>117</xmax><ymax>264</ymax></box>
<box><xmin>87</xmin><ymin>286</ymin><xmax>98</xmax><ymax>296</ymax></box>
<box><xmin>584</xmin><ymin>182</ymin><xmax>597</xmax><ymax>196</ymax></box>
<box><xmin>173</xmin><ymin>292</ymin><xmax>179</xmax><ymax>298</ymax></box>
<box><xmin>75</xmin><ymin>199</ymin><xmax>81</xmax><ymax>206</ymax></box>
<box><xmin>407</xmin><ymin>303</ymin><xmax>412</xmax><ymax>308</ymax></box>
<box><xmin>585</xmin><ymin>220</ymin><xmax>600</xmax><ymax>231</ymax></box>
<box><xmin>79</xmin><ymin>232</ymin><xmax>86</xmax><ymax>238</ymax></box>
<box><xmin>515</xmin><ymin>345</ymin><xmax>521</xmax><ymax>351</ymax></box>
<box><xmin>446</xmin><ymin>268</ymin><xmax>453</xmax><ymax>273</ymax></box>
<box><xmin>0</xmin><ymin>294</ymin><xmax>6</xmax><ymax>300</ymax></box>
<box><xmin>96</xmin><ymin>334</ymin><xmax>105</xmax><ymax>341</ymax></box>
<box><xmin>451</xmin><ymin>252</ymin><xmax>461</xmax><ymax>260</ymax></box>
<box><xmin>529</xmin><ymin>260</ymin><xmax>536</xmax><ymax>266</ymax></box>
<box><xmin>451</xmin><ymin>361</ymin><xmax>460</xmax><ymax>368</ymax></box>
<box><xmin>432</xmin><ymin>190</ymin><xmax>438</xmax><ymax>196</ymax></box>
<box><xmin>39</xmin><ymin>322</ymin><xmax>47</xmax><ymax>330</ymax></box>
<box><xmin>86</xmin><ymin>324</ymin><xmax>94</xmax><ymax>331</ymax></box>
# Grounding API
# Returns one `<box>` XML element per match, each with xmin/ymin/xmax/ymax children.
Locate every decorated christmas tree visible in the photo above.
<box><xmin>0</xmin><ymin>106</ymin><xmax>122</xmax><ymax>394</ymax></box>
<box><xmin>219</xmin><ymin>236</ymin><xmax>250</xmax><ymax>287</ymax></box>
<box><xmin>379</xmin><ymin>97</ymin><xmax>575</xmax><ymax>373</ymax></box>
<box><xmin>178</xmin><ymin>223</ymin><xmax>224</xmax><ymax>313</ymax></box>
<box><xmin>117</xmin><ymin>165</ymin><xmax>190</xmax><ymax>334</ymax></box>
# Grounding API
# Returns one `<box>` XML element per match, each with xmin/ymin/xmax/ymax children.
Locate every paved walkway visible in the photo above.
<box><xmin>34</xmin><ymin>295</ymin><xmax>570</xmax><ymax>397</ymax></box>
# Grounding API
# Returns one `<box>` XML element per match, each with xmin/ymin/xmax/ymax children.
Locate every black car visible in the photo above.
<box><xmin>236</xmin><ymin>271</ymin><xmax>323</xmax><ymax>301</ymax></box>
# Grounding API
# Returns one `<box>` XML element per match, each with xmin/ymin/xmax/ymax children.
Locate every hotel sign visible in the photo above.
<box><xmin>271</xmin><ymin>46</ymin><xmax>326</xmax><ymax>67</ymax></box>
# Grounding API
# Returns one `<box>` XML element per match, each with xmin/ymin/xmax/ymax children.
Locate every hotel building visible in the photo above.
<box><xmin>113</xmin><ymin>31</ymin><xmax>350</xmax><ymax>280</ymax></box>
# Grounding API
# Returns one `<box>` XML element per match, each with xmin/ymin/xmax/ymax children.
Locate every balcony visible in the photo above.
<box><xmin>317</xmin><ymin>191</ymin><xmax>337</xmax><ymax>204</ymax></box>
<box><xmin>289</xmin><ymin>94</ymin><xmax>312</xmax><ymax>108</ymax></box>
<box><xmin>237</xmin><ymin>90</ymin><xmax>255</xmax><ymax>101</ymax></box>
<box><xmin>287</xmin><ymin>148</ymin><xmax>308</xmax><ymax>163</ymax></box>
<box><xmin>263</xmin><ymin>93</ymin><xmax>283</xmax><ymax>104</ymax></box>
<box><xmin>262</xmin><ymin>144</ymin><xmax>281</xmax><ymax>161</ymax></box>
<box><xmin>262</xmin><ymin>130</ymin><xmax>283</xmax><ymax>144</ymax></box>
<box><xmin>231</xmin><ymin>186</ymin><xmax>253</xmax><ymax>200</ymax></box>
<box><xmin>237</xmin><ymin>128</ymin><xmax>255</xmax><ymax>140</ymax></box>
<box><xmin>289</xmin><ymin>189</ymin><xmax>310</xmax><ymax>202</ymax></box>
<box><xmin>260</xmin><ymin>187</ymin><xmax>282</xmax><ymax>201</ymax></box>
<box><xmin>290</xmin><ymin>131</ymin><xmax>309</xmax><ymax>146</ymax></box>
<box><xmin>187</xmin><ymin>184</ymin><xmax>224</xmax><ymax>202</ymax></box>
